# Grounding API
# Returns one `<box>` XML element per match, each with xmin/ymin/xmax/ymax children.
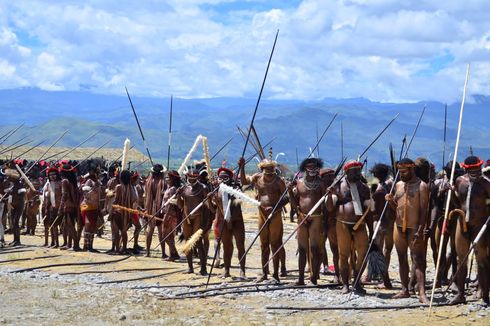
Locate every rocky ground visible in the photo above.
<box><xmin>0</xmin><ymin>206</ymin><xmax>489</xmax><ymax>325</ymax></box>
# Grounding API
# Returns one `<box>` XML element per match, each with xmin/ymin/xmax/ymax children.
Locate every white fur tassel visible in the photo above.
<box><xmin>202</xmin><ymin>136</ymin><xmax>212</xmax><ymax>177</ymax></box>
<box><xmin>219</xmin><ymin>183</ymin><xmax>260</xmax><ymax>207</ymax></box>
<box><xmin>181</xmin><ymin>228</ymin><xmax>204</xmax><ymax>255</ymax></box>
<box><xmin>121</xmin><ymin>138</ymin><xmax>131</xmax><ymax>170</ymax></box>
<box><xmin>178</xmin><ymin>135</ymin><xmax>203</xmax><ymax>175</ymax></box>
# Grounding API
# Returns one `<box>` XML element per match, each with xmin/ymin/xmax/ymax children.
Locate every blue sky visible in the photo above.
<box><xmin>0</xmin><ymin>0</ymin><xmax>489</xmax><ymax>103</ymax></box>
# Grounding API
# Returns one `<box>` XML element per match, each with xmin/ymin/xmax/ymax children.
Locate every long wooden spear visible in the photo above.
<box><xmin>442</xmin><ymin>104</ymin><xmax>447</xmax><ymax>169</ymax></box>
<box><xmin>429</xmin><ymin>64</ymin><xmax>470</xmax><ymax>314</ymax></box>
<box><xmin>167</xmin><ymin>95</ymin><xmax>173</xmax><ymax>169</ymax></box>
<box><xmin>0</xmin><ymin>123</ymin><xmax>24</xmax><ymax>147</ymax></box>
<box><xmin>24</xmin><ymin>130</ymin><xmax>69</xmax><ymax>174</ymax></box>
<box><xmin>125</xmin><ymin>86</ymin><xmax>154</xmax><ymax>166</ymax></box>
<box><xmin>207</xmin><ymin>30</ymin><xmax>279</xmax><ymax>287</ymax></box>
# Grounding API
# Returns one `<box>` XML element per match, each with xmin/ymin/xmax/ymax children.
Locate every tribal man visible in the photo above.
<box><xmin>179</xmin><ymin>169</ymin><xmax>209</xmax><ymax>275</ymax></box>
<box><xmin>144</xmin><ymin>164</ymin><xmax>166</xmax><ymax>257</ymax></box>
<box><xmin>43</xmin><ymin>167</ymin><xmax>62</xmax><ymax>247</ymax></box>
<box><xmin>160</xmin><ymin>170</ymin><xmax>181</xmax><ymax>261</ymax></box>
<box><xmin>326</xmin><ymin>160</ymin><xmax>371</xmax><ymax>294</ymax></box>
<box><xmin>23</xmin><ymin>178</ymin><xmax>41</xmax><ymax>236</ymax></box>
<box><xmin>370</xmin><ymin>163</ymin><xmax>395</xmax><ymax>288</ymax></box>
<box><xmin>451</xmin><ymin>156</ymin><xmax>490</xmax><ymax>305</ymax></box>
<box><xmin>212</xmin><ymin>167</ymin><xmax>246</xmax><ymax>279</ymax></box>
<box><xmin>319</xmin><ymin>167</ymin><xmax>340</xmax><ymax>282</ymax></box>
<box><xmin>104</xmin><ymin>165</ymin><xmax>120</xmax><ymax>253</ymax></box>
<box><xmin>110</xmin><ymin>170</ymin><xmax>138</xmax><ymax>254</ymax></box>
<box><xmin>59</xmin><ymin>164</ymin><xmax>81</xmax><ymax>251</ymax></box>
<box><xmin>80</xmin><ymin>163</ymin><xmax>101</xmax><ymax>252</ymax></box>
<box><xmin>239</xmin><ymin>153</ymin><xmax>288</xmax><ymax>282</ymax></box>
<box><xmin>4</xmin><ymin>167</ymin><xmax>26</xmax><ymax>246</ymax></box>
<box><xmin>385</xmin><ymin>158</ymin><xmax>429</xmax><ymax>303</ymax></box>
<box><xmin>288</xmin><ymin>158</ymin><xmax>326</xmax><ymax>285</ymax></box>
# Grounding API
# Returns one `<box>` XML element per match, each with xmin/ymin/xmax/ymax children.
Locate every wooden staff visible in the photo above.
<box><xmin>429</xmin><ymin>64</ymin><xmax>470</xmax><ymax>314</ymax></box>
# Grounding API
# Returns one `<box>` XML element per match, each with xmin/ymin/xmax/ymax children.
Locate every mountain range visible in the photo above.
<box><xmin>1</xmin><ymin>87</ymin><xmax>489</xmax><ymax>171</ymax></box>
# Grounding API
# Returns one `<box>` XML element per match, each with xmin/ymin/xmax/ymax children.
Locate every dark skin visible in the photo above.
<box><xmin>327</xmin><ymin>167</ymin><xmax>370</xmax><ymax>294</ymax></box>
<box><xmin>450</xmin><ymin>168</ymin><xmax>490</xmax><ymax>305</ymax></box>
<box><xmin>288</xmin><ymin>162</ymin><xmax>327</xmax><ymax>285</ymax></box>
<box><xmin>179</xmin><ymin>176</ymin><xmax>209</xmax><ymax>275</ymax></box>
<box><xmin>386</xmin><ymin>166</ymin><xmax>429</xmax><ymax>303</ymax></box>
<box><xmin>371</xmin><ymin>170</ymin><xmax>394</xmax><ymax>289</ymax></box>
<box><xmin>239</xmin><ymin>157</ymin><xmax>287</xmax><ymax>281</ymax></box>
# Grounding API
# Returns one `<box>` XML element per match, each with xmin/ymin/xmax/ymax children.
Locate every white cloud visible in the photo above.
<box><xmin>0</xmin><ymin>0</ymin><xmax>489</xmax><ymax>102</ymax></box>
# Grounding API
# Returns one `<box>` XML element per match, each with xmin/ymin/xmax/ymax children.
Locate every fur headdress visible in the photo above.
<box><xmin>299</xmin><ymin>158</ymin><xmax>323</xmax><ymax>172</ymax></box>
<box><xmin>217</xmin><ymin>167</ymin><xmax>234</xmax><ymax>178</ymax></box>
<box><xmin>257</xmin><ymin>147</ymin><xmax>277</xmax><ymax>169</ymax></box>
<box><xmin>396</xmin><ymin>158</ymin><xmax>415</xmax><ymax>169</ymax></box>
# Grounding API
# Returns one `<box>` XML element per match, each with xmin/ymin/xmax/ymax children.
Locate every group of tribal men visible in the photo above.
<box><xmin>0</xmin><ymin>151</ymin><xmax>489</xmax><ymax>306</ymax></box>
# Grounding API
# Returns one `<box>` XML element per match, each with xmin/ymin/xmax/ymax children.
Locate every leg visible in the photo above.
<box><xmin>296</xmin><ymin>224</ymin><xmax>309</xmax><ymax>285</ymax></box>
<box><xmin>451</xmin><ymin>220</ymin><xmax>470</xmax><ymax>304</ymax></box>
<box><xmin>183</xmin><ymin>221</ymin><xmax>194</xmax><ymax>273</ymax></box>
<box><xmin>353</xmin><ymin>224</ymin><xmax>368</xmax><ymax>294</ymax></box>
<box><xmin>327</xmin><ymin>218</ymin><xmax>340</xmax><ymax>283</ymax></box>
<box><xmin>411</xmin><ymin>233</ymin><xmax>429</xmax><ymax>304</ymax></box>
<box><xmin>474</xmin><ymin>233</ymin><xmax>490</xmax><ymax>304</ymax></box>
<box><xmin>221</xmin><ymin>223</ymin><xmax>233</xmax><ymax>278</ymax></box>
<box><xmin>393</xmin><ymin>226</ymin><xmax>411</xmax><ymax>298</ymax></box>
<box><xmin>308</xmin><ymin>217</ymin><xmax>322</xmax><ymax>285</ymax></box>
<box><xmin>233</xmin><ymin>216</ymin><xmax>246</xmax><ymax>278</ymax></box>
<box><xmin>336</xmin><ymin>221</ymin><xmax>352</xmax><ymax>293</ymax></box>
<box><xmin>269</xmin><ymin>212</ymin><xmax>284</xmax><ymax>281</ymax></box>
<box><xmin>258</xmin><ymin>213</ymin><xmax>271</xmax><ymax>281</ymax></box>
<box><xmin>145</xmin><ymin>218</ymin><xmax>155</xmax><ymax>257</ymax></box>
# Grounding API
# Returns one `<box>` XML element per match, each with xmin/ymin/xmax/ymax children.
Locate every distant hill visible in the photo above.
<box><xmin>0</xmin><ymin>87</ymin><xmax>489</xmax><ymax>171</ymax></box>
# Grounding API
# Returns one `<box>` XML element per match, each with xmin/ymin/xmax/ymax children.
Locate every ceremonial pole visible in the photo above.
<box><xmin>429</xmin><ymin>63</ymin><xmax>470</xmax><ymax>314</ymax></box>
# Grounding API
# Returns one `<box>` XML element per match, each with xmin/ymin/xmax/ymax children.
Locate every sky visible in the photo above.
<box><xmin>0</xmin><ymin>0</ymin><xmax>489</xmax><ymax>103</ymax></box>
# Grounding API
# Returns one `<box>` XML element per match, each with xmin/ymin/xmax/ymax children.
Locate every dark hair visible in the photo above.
<box><xmin>299</xmin><ymin>158</ymin><xmax>323</xmax><ymax>172</ymax></box>
<box><xmin>120</xmin><ymin>170</ymin><xmax>131</xmax><ymax>185</ymax></box>
<box><xmin>398</xmin><ymin>158</ymin><xmax>415</xmax><ymax>166</ymax></box>
<box><xmin>464</xmin><ymin>156</ymin><xmax>480</xmax><ymax>166</ymax></box>
<box><xmin>370</xmin><ymin>163</ymin><xmax>390</xmax><ymax>179</ymax></box>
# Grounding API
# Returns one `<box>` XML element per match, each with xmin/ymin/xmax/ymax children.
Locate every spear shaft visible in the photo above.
<box><xmin>167</xmin><ymin>95</ymin><xmax>173</xmax><ymax>169</ymax></box>
<box><xmin>125</xmin><ymin>87</ymin><xmax>154</xmax><ymax>166</ymax></box>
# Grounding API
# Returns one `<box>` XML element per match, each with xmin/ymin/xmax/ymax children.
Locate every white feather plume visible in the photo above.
<box><xmin>178</xmin><ymin>135</ymin><xmax>203</xmax><ymax>175</ymax></box>
<box><xmin>121</xmin><ymin>138</ymin><xmax>131</xmax><ymax>170</ymax></box>
<box><xmin>219</xmin><ymin>183</ymin><xmax>260</xmax><ymax>207</ymax></box>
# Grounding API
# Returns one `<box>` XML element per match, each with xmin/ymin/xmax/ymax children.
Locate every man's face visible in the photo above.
<box><xmin>321</xmin><ymin>173</ymin><xmax>335</xmax><ymax>186</ymax></box>
<box><xmin>218</xmin><ymin>172</ymin><xmax>231</xmax><ymax>185</ymax></box>
<box><xmin>346</xmin><ymin>168</ymin><xmax>361</xmax><ymax>183</ymax></box>
<box><xmin>399</xmin><ymin>167</ymin><xmax>413</xmax><ymax>182</ymax></box>
<box><xmin>187</xmin><ymin>176</ymin><xmax>198</xmax><ymax>185</ymax></box>
<box><xmin>263</xmin><ymin>166</ymin><xmax>276</xmax><ymax>176</ymax></box>
<box><xmin>305</xmin><ymin>163</ymin><xmax>319</xmax><ymax>177</ymax></box>
<box><xmin>48</xmin><ymin>172</ymin><xmax>57</xmax><ymax>181</ymax></box>
<box><xmin>467</xmin><ymin>168</ymin><xmax>482</xmax><ymax>181</ymax></box>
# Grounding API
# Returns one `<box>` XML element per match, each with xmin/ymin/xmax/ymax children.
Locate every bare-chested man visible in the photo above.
<box><xmin>288</xmin><ymin>158</ymin><xmax>326</xmax><ymax>285</ymax></box>
<box><xmin>385</xmin><ymin>158</ymin><xmax>429</xmax><ymax>303</ymax></box>
<box><xmin>42</xmin><ymin>167</ymin><xmax>62</xmax><ymax>247</ymax></box>
<box><xmin>104</xmin><ymin>167</ymin><xmax>120</xmax><ymax>253</ymax></box>
<box><xmin>110</xmin><ymin>170</ymin><xmax>138</xmax><ymax>254</ymax></box>
<box><xmin>80</xmin><ymin>164</ymin><xmax>101</xmax><ymax>252</ymax></box>
<box><xmin>160</xmin><ymin>170</ymin><xmax>181</xmax><ymax>261</ymax></box>
<box><xmin>4</xmin><ymin>167</ymin><xmax>26</xmax><ymax>246</ymax></box>
<box><xmin>144</xmin><ymin>164</ymin><xmax>166</xmax><ymax>257</ymax></box>
<box><xmin>327</xmin><ymin>160</ymin><xmax>371</xmax><ymax>294</ymax></box>
<box><xmin>319</xmin><ymin>168</ymin><xmax>340</xmax><ymax>281</ymax></box>
<box><xmin>451</xmin><ymin>156</ymin><xmax>490</xmax><ymax>305</ymax></box>
<box><xmin>179</xmin><ymin>169</ymin><xmax>209</xmax><ymax>275</ymax></box>
<box><xmin>59</xmin><ymin>164</ymin><xmax>81</xmax><ymax>251</ymax></box>
<box><xmin>239</xmin><ymin>154</ymin><xmax>287</xmax><ymax>282</ymax></box>
<box><xmin>211</xmin><ymin>167</ymin><xmax>246</xmax><ymax>279</ymax></box>
<box><xmin>370</xmin><ymin>163</ymin><xmax>395</xmax><ymax>288</ymax></box>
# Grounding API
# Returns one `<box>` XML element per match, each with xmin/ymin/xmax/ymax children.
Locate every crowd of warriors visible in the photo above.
<box><xmin>0</xmin><ymin>153</ymin><xmax>489</xmax><ymax>306</ymax></box>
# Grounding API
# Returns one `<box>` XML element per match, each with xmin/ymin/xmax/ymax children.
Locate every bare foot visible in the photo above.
<box><xmin>295</xmin><ymin>279</ymin><xmax>305</xmax><ymax>286</ymax></box>
<box><xmin>449</xmin><ymin>295</ymin><xmax>466</xmax><ymax>305</ymax></box>
<box><xmin>393</xmin><ymin>291</ymin><xmax>410</xmax><ymax>299</ymax></box>
<box><xmin>341</xmin><ymin>285</ymin><xmax>349</xmax><ymax>294</ymax></box>
<box><xmin>256</xmin><ymin>274</ymin><xmax>268</xmax><ymax>283</ymax></box>
<box><xmin>419</xmin><ymin>295</ymin><xmax>429</xmax><ymax>304</ymax></box>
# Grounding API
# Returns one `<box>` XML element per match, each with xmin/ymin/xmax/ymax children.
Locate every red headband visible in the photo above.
<box><xmin>397</xmin><ymin>163</ymin><xmax>416</xmax><ymax>169</ymax></box>
<box><xmin>461</xmin><ymin>159</ymin><xmax>484</xmax><ymax>170</ymax></box>
<box><xmin>343</xmin><ymin>161</ymin><xmax>363</xmax><ymax>171</ymax></box>
<box><xmin>217</xmin><ymin>167</ymin><xmax>234</xmax><ymax>178</ymax></box>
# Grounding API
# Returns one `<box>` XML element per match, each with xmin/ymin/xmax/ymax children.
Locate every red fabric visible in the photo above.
<box><xmin>217</xmin><ymin>167</ymin><xmax>233</xmax><ymax>178</ymax></box>
<box><xmin>343</xmin><ymin>161</ymin><xmax>363</xmax><ymax>171</ymax></box>
<box><xmin>461</xmin><ymin>159</ymin><xmax>484</xmax><ymax>170</ymax></box>
<box><xmin>128</xmin><ymin>213</ymin><xmax>137</xmax><ymax>224</ymax></box>
<box><xmin>81</xmin><ymin>209</ymin><xmax>98</xmax><ymax>225</ymax></box>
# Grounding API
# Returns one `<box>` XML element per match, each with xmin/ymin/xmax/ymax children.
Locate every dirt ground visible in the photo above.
<box><xmin>0</xmin><ymin>205</ymin><xmax>488</xmax><ymax>326</ymax></box>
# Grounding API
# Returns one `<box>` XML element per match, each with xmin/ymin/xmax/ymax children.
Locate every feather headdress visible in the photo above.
<box><xmin>121</xmin><ymin>138</ymin><xmax>130</xmax><ymax>171</ymax></box>
<box><xmin>178</xmin><ymin>135</ymin><xmax>203</xmax><ymax>175</ymax></box>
